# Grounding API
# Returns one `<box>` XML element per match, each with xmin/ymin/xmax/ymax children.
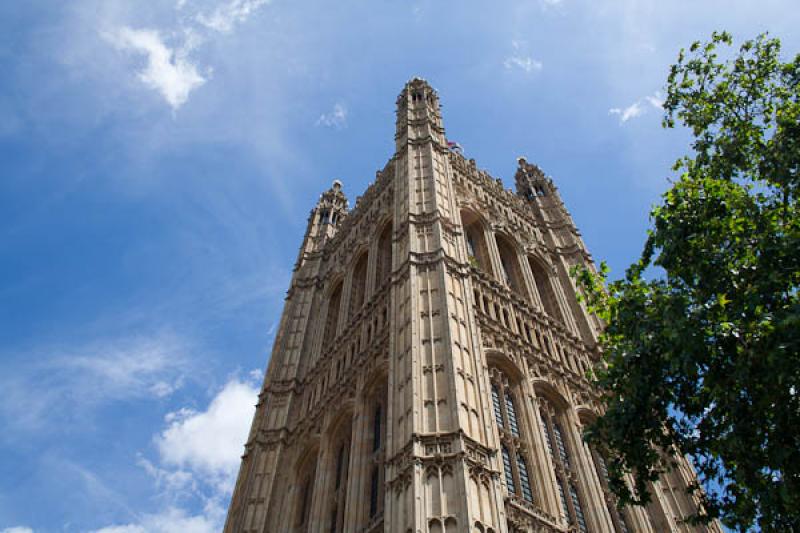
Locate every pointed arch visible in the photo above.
<box><xmin>495</xmin><ymin>233</ymin><xmax>527</xmax><ymax>298</ymax></box>
<box><xmin>535</xmin><ymin>385</ymin><xmax>587</xmax><ymax>532</ymax></box>
<box><xmin>577</xmin><ymin>411</ymin><xmax>634</xmax><ymax>533</ymax></box>
<box><xmin>375</xmin><ymin>221</ymin><xmax>393</xmax><ymax>289</ymax></box>
<box><xmin>349</xmin><ymin>251</ymin><xmax>369</xmax><ymax>318</ymax></box>
<box><xmin>362</xmin><ymin>370</ymin><xmax>388</xmax><ymax>524</ymax></box>
<box><xmin>323</xmin><ymin>280</ymin><xmax>344</xmax><ymax>346</ymax></box>
<box><xmin>460</xmin><ymin>209</ymin><xmax>494</xmax><ymax>276</ymax></box>
<box><xmin>325</xmin><ymin>411</ymin><xmax>353</xmax><ymax>533</ymax></box>
<box><xmin>293</xmin><ymin>445</ymin><xmax>320</xmax><ymax>532</ymax></box>
<box><xmin>528</xmin><ymin>255</ymin><xmax>565</xmax><ymax>323</ymax></box>
<box><xmin>488</xmin><ymin>359</ymin><xmax>536</xmax><ymax>505</ymax></box>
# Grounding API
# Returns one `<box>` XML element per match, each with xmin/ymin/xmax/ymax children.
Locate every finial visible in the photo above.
<box><xmin>331</xmin><ymin>179</ymin><xmax>343</xmax><ymax>190</ymax></box>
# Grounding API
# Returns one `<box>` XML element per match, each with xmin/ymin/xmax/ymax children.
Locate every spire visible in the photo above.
<box><xmin>395</xmin><ymin>77</ymin><xmax>446</xmax><ymax>151</ymax></box>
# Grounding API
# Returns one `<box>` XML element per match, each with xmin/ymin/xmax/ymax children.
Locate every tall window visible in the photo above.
<box><xmin>323</xmin><ymin>282</ymin><xmax>343</xmax><ymax>346</ymax></box>
<box><xmin>528</xmin><ymin>257</ymin><xmax>564</xmax><ymax>323</ymax></box>
<box><xmin>490</xmin><ymin>368</ymin><xmax>534</xmax><ymax>504</ymax></box>
<box><xmin>349</xmin><ymin>253</ymin><xmax>368</xmax><ymax>318</ymax></box>
<box><xmin>295</xmin><ymin>456</ymin><xmax>317</xmax><ymax>532</ymax></box>
<box><xmin>369</xmin><ymin>467</ymin><xmax>379</xmax><ymax>518</ymax></box>
<box><xmin>539</xmin><ymin>397</ymin><xmax>587</xmax><ymax>532</ymax></box>
<box><xmin>461</xmin><ymin>210</ymin><xmax>493</xmax><ymax>276</ymax></box>
<box><xmin>328</xmin><ymin>437</ymin><xmax>350</xmax><ymax>533</ymax></box>
<box><xmin>376</xmin><ymin>223</ymin><xmax>392</xmax><ymax>289</ymax></box>
<box><xmin>366</xmin><ymin>387</ymin><xmax>387</xmax><ymax>523</ymax></box>
<box><xmin>372</xmin><ymin>405</ymin><xmax>382</xmax><ymax>452</ymax></box>
<box><xmin>496</xmin><ymin>235</ymin><xmax>526</xmax><ymax>297</ymax></box>
<box><xmin>587</xmin><ymin>440</ymin><xmax>632</xmax><ymax>533</ymax></box>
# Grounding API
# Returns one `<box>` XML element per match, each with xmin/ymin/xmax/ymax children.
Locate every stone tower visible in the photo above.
<box><xmin>224</xmin><ymin>79</ymin><xmax>721</xmax><ymax>533</ymax></box>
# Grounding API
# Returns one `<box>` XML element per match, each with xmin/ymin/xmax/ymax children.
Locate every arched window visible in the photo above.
<box><xmin>461</xmin><ymin>210</ymin><xmax>493</xmax><ymax>276</ymax></box>
<box><xmin>294</xmin><ymin>452</ymin><xmax>318</xmax><ymax>532</ymax></box>
<box><xmin>364</xmin><ymin>379</ymin><xmax>387</xmax><ymax>524</ymax></box>
<box><xmin>349</xmin><ymin>252</ymin><xmax>368</xmax><ymax>318</ymax></box>
<box><xmin>490</xmin><ymin>368</ymin><xmax>534</xmax><ymax>504</ymax></box>
<box><xmin>495</xmin><ymin>235</ymin><xmax>527</xmax><ymax>297</ymax></box>
<box><xmin>323</xmin><ymin>282</ymin><xmax>343</xmax><ymax>346</ymax></box>
<box><xmin>369</xmin><ymin>466</ymin><xmax>380</xmax><ymax>518</ymax></box>
<box><xmin>528</xmin><ymin>257</ymin><xmax>564</xmax><ymax>323</ymax></box>
<box><xmin>538</xmin><ymin>396</ymin><xmax>587</xmax><ymax>532</ymax></box>
<box><xmin>372</xmin><ymin>404</ymin><xmax>382</xmax><ymax>452</ymax></box>
<box><xmin>327</xmin><ymin>424</ymin><xmax>351</xmax><ymax>533</ymax></box>
<box><xmin>376</xmin><ymin>223</ymin><xmax>392</xmax><ymax>289</ymax></box>
<box><xmin>591</xmin><ymin>447</ymin><xmax>632</xmax><ymax>533</ymax></box>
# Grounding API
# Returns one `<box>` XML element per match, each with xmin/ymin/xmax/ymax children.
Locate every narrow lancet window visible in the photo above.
<box><xmin>373</xmin><ymin>405</ymin><xmax>382</xmax><ymax>452</ymax></box>
<box><xmin>502</xmin><ymin>445</ymin><xmax>515</xmax><ymax>495</ymax></box>
<box><xmin>539</xmin><ymin>397</ymin><xmax>588</xmax><ymax>532</ymax></box>
<box><xmin>490</xmin><ymin>367</ymin><xmax>535</xmax><ymax>505</ymax></box>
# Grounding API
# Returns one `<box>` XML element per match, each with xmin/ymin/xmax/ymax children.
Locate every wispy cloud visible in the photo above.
<box><xmin>90</xmin><ymin>507</ymin><xmax>219</xmax><ymax>533</ymax></box>
<box><xmin>316</xmin><ymin>102</ymin><xmax>348</xmax><ymax>129</ymax></box>
<box><xmin>1</xmin><ymin>528</ymin><xmax>34</xmax><ymax>533</ymax></box>
<box><xmin>609</xmin><ymin>91</ymin><xmax>663</xmax><ymax>124</ymax></box>
<box><xmin>609</xmin><ymin>101</ymin><xmax>644</xmax><ymax>123</ymax></box>
<box><xmin>504</xmin><ymin>40</ymin><xmax>543</xmax><ymax>73</ymax></box>
<box><xmin>105</xmin><ymin>0</ymin><xmax>272</xmax><ymax>110</ymax></box>
<box><xmin>196</xmin><ymin>0</ymin><xmax>271</xmax><ymax>33</ymax></box>
<box><xmin>0</xmin><ymin>332</ymin><xmax>189</xmax><ymax>431</ymax></box>
<box><xmin>644</xmin><ymin>93</ymin><xmax>664</xmax><ymax>109</ymax></box>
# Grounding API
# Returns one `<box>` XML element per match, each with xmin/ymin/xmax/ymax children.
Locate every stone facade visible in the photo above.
<box><xmin>224</xmin><ymin>79</ymin><xmax>722</xmax><ymax>533</ymax></box>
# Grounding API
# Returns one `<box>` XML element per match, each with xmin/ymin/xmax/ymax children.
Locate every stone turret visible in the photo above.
<box><xmin>295</xmin><ymin>180</ymin><xmax>349</xmax><ymax>270</ymax></box>
<box><xmin>225</xmin><ymin>82</ymin><xmax>724</xmax><ymax>533</ymax></box>
<box><xmin>395</xmin><ymin>77</ymin><xmax>447</xmax><ymax>152</ymax></box>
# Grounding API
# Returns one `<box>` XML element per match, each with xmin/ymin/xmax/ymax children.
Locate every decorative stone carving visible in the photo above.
<box><xmin>223</xmin><ymin>79</ymin><xmax>723</xmax><ymax>533</ymax></box>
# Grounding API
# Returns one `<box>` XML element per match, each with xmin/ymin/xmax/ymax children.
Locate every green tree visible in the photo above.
<box><xmin>576</xmin><ymin>32</ymin><xmax>800</xmax><ymax>531</ymax></box>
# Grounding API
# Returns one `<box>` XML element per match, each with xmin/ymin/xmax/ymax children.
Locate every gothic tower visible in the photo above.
<box><xmin>224</xmin><ymin>79</ymin><xmax>721</xmax><ymax>533</ymax></box>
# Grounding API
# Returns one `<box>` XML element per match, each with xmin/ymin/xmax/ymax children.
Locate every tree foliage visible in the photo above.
<box><xmin>577</xmin><ymin>32</ymin><xmax>800</xmax><ymax>531</ymax></box>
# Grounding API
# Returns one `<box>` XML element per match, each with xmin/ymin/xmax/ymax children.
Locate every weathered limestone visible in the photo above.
<box><xmin>224</xmin><ymin>79</ymin><xmax>721</xmax><ymax>533</ymax></box>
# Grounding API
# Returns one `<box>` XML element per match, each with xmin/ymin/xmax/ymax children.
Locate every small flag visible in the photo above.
<box><xmin>447</xmin><ymin>140</ymin><xmax>463</xmax><ymax>154</ymax></box>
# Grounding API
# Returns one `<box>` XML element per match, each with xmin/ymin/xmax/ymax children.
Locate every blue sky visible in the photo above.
<box><xmin>0</xmin><ymin>1</ymin><xmax>797</xmax><ymax>531</ymax></box>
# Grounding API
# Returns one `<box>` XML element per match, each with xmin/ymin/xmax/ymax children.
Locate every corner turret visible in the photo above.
<box><xmin>395</xmin><ymin>77</ymin><xmax>446</xmax><ymax>151</ymax></box>
<box><xmin>295</xmin><ymin>180</ymin><xmax>349</xmax><ymax>270</ymax></box>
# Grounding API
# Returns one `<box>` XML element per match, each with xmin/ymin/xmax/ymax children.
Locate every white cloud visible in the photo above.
<box><xmin>105</xmin><ymin>27</ymin><xmax>207</xmax><ymax>110</ymax></box>
<box><xmin>504</xmin><ymin>40</ymin><xmax>543</xmax><ymax>73</ymax></box>
<box><xmin>156</xmin><ymin>377</ymin><xmax>259</xmax><ymax>492</ymax></box>
<box><xmin>2</xmin><ymin>528</ymin><xmax>34</xmax><ymax>533</ymax></box>
<box><xmin>609</xmin><ymin>91</ymin><xmax>663</xmax><ymax>123</ymax></box>
<box><xmin>105</xmin><ymin>0</ymin><xmax>270</xmax><ymax>110</ymax></box>
<box><xmin>316</xmin><ymin>102</ymin><xmax>348</xmax><ymax>129</ymax></box>
<box><xmin>90</xmin><ymin>375</ymin><xmax>259</xmax><ymax>533</ymax></box>
<box><xmin>196</xmin><ymin>0</ymin><xmax>271</xmax><ymax>33</ymax></box>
